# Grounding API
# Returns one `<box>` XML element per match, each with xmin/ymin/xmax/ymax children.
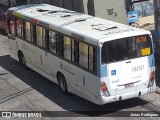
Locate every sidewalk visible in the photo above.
<box><xmin>156</xmin><ymin>81</ymin><xmax>160</xmax><ymax>92</ymax></box>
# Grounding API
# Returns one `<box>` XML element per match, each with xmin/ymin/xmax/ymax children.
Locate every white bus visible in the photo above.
<box><xmin>7</xmin><ymin>4</ymin><xmax>156</xmax><ymax>105</ymax></box>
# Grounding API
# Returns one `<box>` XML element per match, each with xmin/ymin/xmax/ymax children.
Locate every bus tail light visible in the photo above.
<box><xmin>101</xmin><ymin>82</ymin><xmax>110</xmax><ymax>96</ymax></box>
<box><xmin>148</xmin><ymin>71</ymin><xmax>155</xmax><ymax>87</ymax></box>
<box><xmin>101</xmin><ymin>82</ymin><xmax>107</xmax><ymax>92</ymax></box>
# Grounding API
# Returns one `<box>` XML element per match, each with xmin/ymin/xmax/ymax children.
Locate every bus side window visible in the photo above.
<box><xmin>36</xmin><ymin>25</ymin><xmax>45</xmax><ymax>48</ymax></box>
<box><xmin>25</xmin><ymin>21</ymin><xmax>31</xmax><ymax>42</ymax></box>
<box><xmin>56</xmin><ymin>34</ymin><xmax>62</xmax><ymax>55</ymax></box>
<box><xmin>79</xmin><ymin>42</ymin><xmax>89</xmax><ymax>69</ymax></box>
<box><xmin>22</xmin><ymin>21</ymin><xmax>25</xmax><ymax>39</ymax></box>
<box><xmin>7</xmin><ymin>16</ymin><xmax>15</xmax><ymax>35</ymax></box>
<box><xmin>49</xmin><ymin>31</ymin><xmax>63</xmax><ymax>55</ymax></box>
<box><xmin>102</xmin><ymin>44</ymin><xmax>109</xmax><ymax>63</ymax></box>
<box><xmin>15</xmin><ymin>18</ymin><xmax>23</xmax><ymax>38</ymax></box>
<box><xmin>49</xmin><ymin>31</ymin><xmax>56</xmax><ymax>54</ymax></box>
<box><xmin>71</xmin><ymin>40</ymin><xmax>79</xmax><ymax>63</ymax></box>
<box><xmin>31</xmin><ymin>24</ymin><xmax>36</xmax><ymax>44</ymax></box>
<box><xmin>93</xmin><ymin>47</ymin><xmax>96</xmax><ymax>72</ymax></box>
<box><xmin>63</xmin><ymin>36</ymin><xmax>71</xmax><ymax>60</ymax></box>
<box><xmin>89</xmin><ymin>46</ymin><xmax>95</xmax><ymax>71</ymax></box>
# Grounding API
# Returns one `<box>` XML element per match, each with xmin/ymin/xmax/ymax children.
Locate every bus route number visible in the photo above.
<box><xmin>136</xmin><ymin>36</ymin><xmax>147</xmax><ymax>43</ymax></box>
<box><xmin>141</xmin><ymin>47</ymin><xmax>151</xmax><ymax>56</ymax></box>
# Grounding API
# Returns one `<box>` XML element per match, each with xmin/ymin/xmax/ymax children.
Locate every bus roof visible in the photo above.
<box><xmin>8</xmin><ymin>4</ymin><xmax>150</xmax><ymax>45</ymax></box>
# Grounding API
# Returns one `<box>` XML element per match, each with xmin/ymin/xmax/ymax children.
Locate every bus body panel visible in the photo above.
<box><xmin>9</xmin><ymin>36</ymin><xmax>100</xmax><ymax>104</ymax></box>
<box><xmin>8</xmin><ymin>34</ymin><xmax>18</xmax><ymax>61</ymax></box>
<box><xmin>76</xmin><ymin>67</ymin><xmax>98</xmax><ymax>95</ymax></box>
<box><xmin>107</xmin><ymin>57</ymin><xmax>150</xmax><ymax>95</ymax></box>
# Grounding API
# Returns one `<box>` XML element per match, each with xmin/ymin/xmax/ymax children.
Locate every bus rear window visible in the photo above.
<box><xmin>102</xmin><ymin>35</ymin><xmax>152</xmax><ymax>64</ymax></box>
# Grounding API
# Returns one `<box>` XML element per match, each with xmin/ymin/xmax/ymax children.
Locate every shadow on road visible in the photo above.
<box><xmin>0</xmin><ymin>30</ymin><xmax>7</xmax><ymax>36</ymax></box>
<box><xmin>0</xmin><ymin>55</ymin><xmax>150</xmax><ymax>116</ymax></box>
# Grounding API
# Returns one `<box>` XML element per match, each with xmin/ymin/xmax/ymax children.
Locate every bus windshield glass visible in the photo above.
<box><xmin>102</xmin><ymin>35</ymin><xmax>152</xmax><ymax>64</ymax></box>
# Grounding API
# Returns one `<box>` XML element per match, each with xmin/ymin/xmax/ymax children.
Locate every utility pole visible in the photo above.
<box><xmin>59</xmin><ymin>0</ymin><xmax>63</xmax><ymax>7</ymax></box>
<box><xmin>50</xmin><ymin>0</ymin><xmax>52</xmax><ymax>5</ymax></box>
<box><xmin>71</xmin><ymin>0</ymin><xmax>74</xmax><ymax>10</ymax></box>
<box><xmin>27</xmin><ymin>0</ymin><xmax>30</xmax><ymax>4</ymax></box>
<box><xmin>8</xmin><ymin>0</ymin><xmax>11</xmax><ymax>7</ymax></box>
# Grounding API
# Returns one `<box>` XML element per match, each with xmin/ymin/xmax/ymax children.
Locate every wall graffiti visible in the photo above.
<box><xmin>107</xmin><ymin>8</ymin><xmax>117</xmax><ymax>16</ymax></box>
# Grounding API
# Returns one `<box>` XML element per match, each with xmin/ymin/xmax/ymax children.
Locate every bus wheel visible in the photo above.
<box><xmin>58</xmin><ymin>75</ymin><xmax>68</xmax><ymax>94</ymax></box>
<box><xmin>18</xmin><ymin>53</ymin><xmax>27</xmax><ymax>68</ymax></box>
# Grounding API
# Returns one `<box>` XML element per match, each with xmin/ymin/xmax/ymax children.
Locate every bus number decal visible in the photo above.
<box><xmin>136</xmin><ymin>36</ymin><xmax>147</xmax><ymax>43</ymax></box>
<box><xmin>132</xmin><ymin>65</ymin><xmax>144</xmax><ymax>72</ymax></box>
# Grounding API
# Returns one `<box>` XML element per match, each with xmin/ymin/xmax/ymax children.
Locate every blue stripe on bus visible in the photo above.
<box><xmin>100</xmin><ymin>66</ymin><xmax>107</xmax><ymax>78</ymax></box>
<box><xmin>98</xmin><ymin>47</ymin><xmax>107</xmax><ymax>78</ymax></box>
<box><xmin>149</xmin><ymin>36</ymin><xmax>155</xmax><ymax>67</ymax></box>
<box><xmin>149</xmin><ymin>55</ymin><xmax>155</xmax><ymax>67</ymax></box>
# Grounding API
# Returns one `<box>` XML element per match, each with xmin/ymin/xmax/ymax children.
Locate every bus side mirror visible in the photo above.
<box><xmin>8</xmin><ymin>34</ymin><xmax>15</xmax><ymax>40</ymax></box>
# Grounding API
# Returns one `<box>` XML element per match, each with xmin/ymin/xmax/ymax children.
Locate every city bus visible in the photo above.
<box><xmin>7</xmin><ymin>4</ymin><xmax>156</xmax><ymax>105</ymax></box>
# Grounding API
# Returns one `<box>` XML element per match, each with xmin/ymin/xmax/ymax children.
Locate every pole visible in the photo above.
<box><xmin>8</xmin><ymin>0</ymin><xmax>11</xmax><ymax>7</ymax></box>
<box><xmin>71</xmin><ymin>0</ymin><xmax>74</xmax><ymax>10</ymax></box>
<box><xmin>60</xmin><ymin>0</ymin><xmax>63</xmax><ymax>7</ymax></box>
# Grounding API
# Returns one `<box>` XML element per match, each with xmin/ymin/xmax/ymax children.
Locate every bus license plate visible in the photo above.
<box><xmin>125</xmin><ymin>83</ymin><xmax>134</xmax><ymax>88</ymax></box>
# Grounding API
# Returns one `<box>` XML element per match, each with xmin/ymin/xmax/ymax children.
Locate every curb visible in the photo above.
<box><xmin>156</xmin><ymin>81</ymin><xmax>160</xmax><ymax>93</ymax></box>
<box><xmin>155</xmin><ymin>83</ymin><xmax>160</xmax><ymax>94</ymax></box>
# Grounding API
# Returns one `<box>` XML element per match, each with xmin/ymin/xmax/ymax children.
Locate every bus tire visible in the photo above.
<box><xmin>58</xmin><ymin>74</ymin><xmax>68</xmax><ymax>94</ymax></box>
<box><xmin>18</xmin><ymin>52</ymin><xmax>27</xmax><ymax>68</ymax></box>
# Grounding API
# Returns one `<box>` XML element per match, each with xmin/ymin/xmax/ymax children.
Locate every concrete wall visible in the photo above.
<box><xmin>93</xmin><ymin>0</ymin><xmax>127</xmax><ymax>24</ymax></box>
<box><xmin>155</xmin><ymin>0</ymin><xmax>160</xmax><ymax>32</ymax></box>
<box><xmin>82</xmin><ymin>0</ymin><xmax>88</xmax><ymax>14</ymax></box>
<box><xmin>82</xmin><ymin>0</ymin><xmax>128</xmax><ymax>24</ymax></box>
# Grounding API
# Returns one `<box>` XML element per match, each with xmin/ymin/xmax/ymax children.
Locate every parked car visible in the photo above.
<box><xmin>0</xmin><ymin>12</ymin><xmax>8</xmax><ymax>32</ymax></box>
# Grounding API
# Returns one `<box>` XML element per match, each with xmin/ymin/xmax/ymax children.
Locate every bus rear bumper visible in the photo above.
<box><xmin>97</xmin><ymin>85</ymin><xmax>156</xmax><ymax>105</ymax></box>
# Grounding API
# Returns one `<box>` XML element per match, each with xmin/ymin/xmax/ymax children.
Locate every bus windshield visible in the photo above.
<box><xmin>102</xmin><ymin>35</ymin><xmax>152</xmax><ymax>64</ymax></box>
